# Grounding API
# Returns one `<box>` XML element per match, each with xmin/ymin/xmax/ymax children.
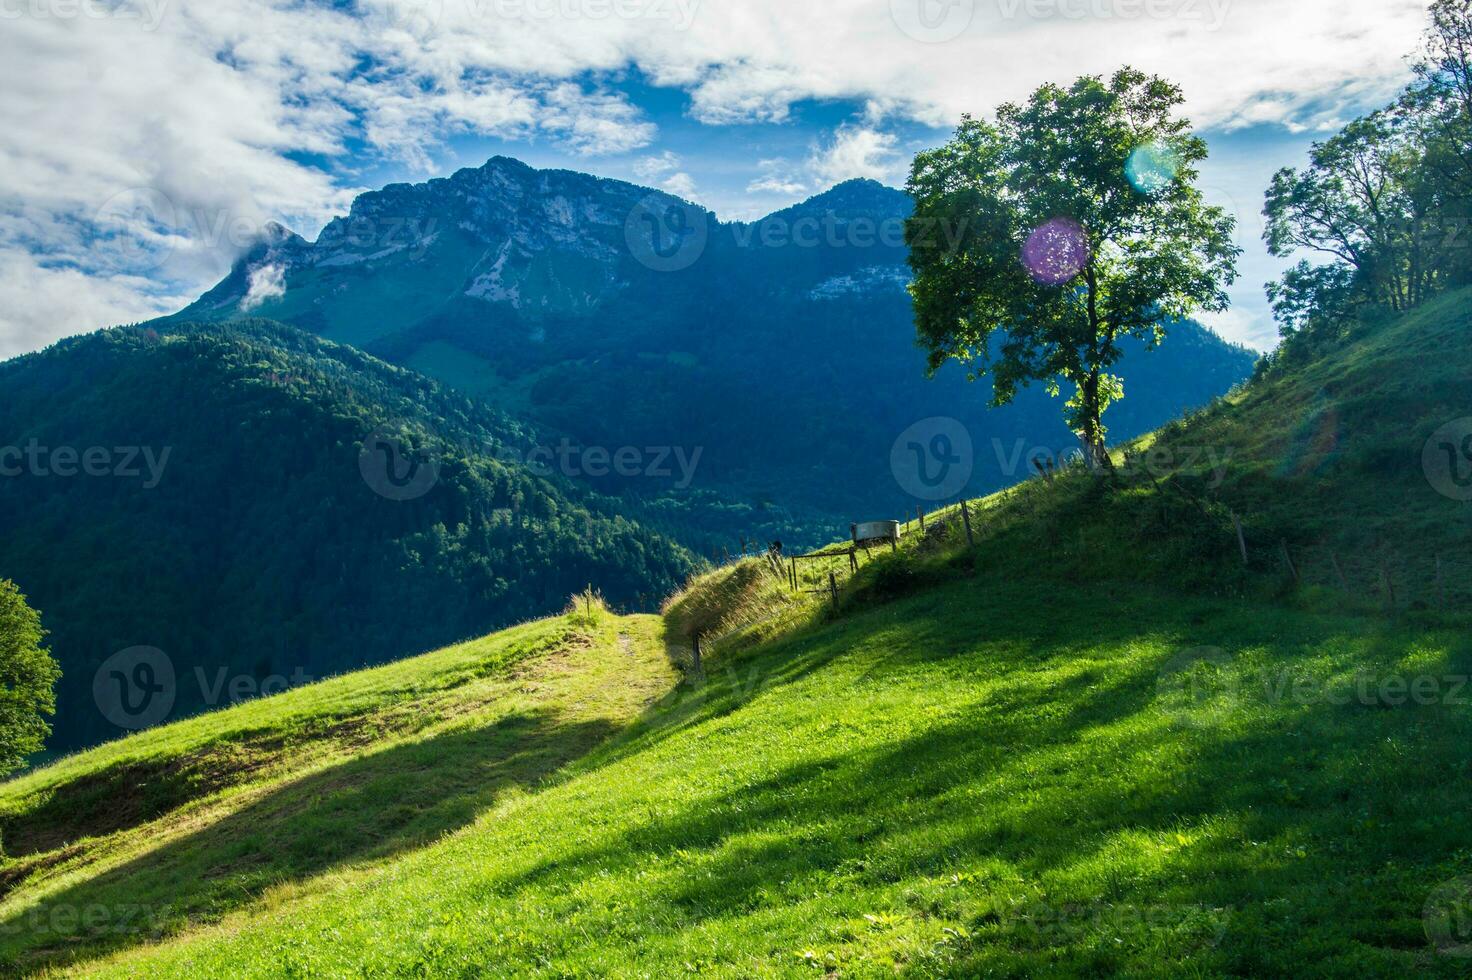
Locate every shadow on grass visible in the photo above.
<box><xmin>476</xmin><ymin>580</ymin><xmax>1472</xmax><ymax>975</ymax></box>
<box><xmin>0</xmin><ymin>708</ymin><xmax>617</xmax><ymax>977</ymax></box>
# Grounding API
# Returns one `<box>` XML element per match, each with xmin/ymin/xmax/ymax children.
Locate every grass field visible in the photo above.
<box><xmin>4</xmin><ymin>293</ymin><xmax>1471</xmax><ymax>976</ymax></box>
<box><xmin>3</xmin><ymin>568</ymin><xmax>1471</xmax><ymax>976</ymax></box>
<box><xmin>0</xmin><ymin>604</ymin><xmax>680</xmax><ymax>976</ymax></box>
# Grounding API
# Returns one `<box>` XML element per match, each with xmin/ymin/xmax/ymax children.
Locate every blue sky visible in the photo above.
<box><xmin>0</xmin><ymin>0</ymin><xmax>1435</xmax><ymax>357</ymax></box>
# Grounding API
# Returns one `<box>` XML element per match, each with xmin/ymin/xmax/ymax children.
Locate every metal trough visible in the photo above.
<box><xmin>852</xmin><ymin>520</ymin><xmax>901</xmax><ymax>546</ymax></box>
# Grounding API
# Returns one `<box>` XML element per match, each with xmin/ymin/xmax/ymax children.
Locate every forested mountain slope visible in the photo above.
<box><xmin>0</xmin><ymin>319</ymin><xmax>695</xmax><ymax>751</ymax></box>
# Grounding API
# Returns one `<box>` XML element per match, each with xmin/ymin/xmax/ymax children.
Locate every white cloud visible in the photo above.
<box><xmin>633</xmin><ymin>151</ymin><xmax>682</xmax><ymax>181</ymax></box>
<box><xmin>240</xmin><ymin>263</ymin><xmax>287</xmax><ymax>311</ymax></box>
<box><xmin>807</xmin><ymin>126</ymin><xmax>905</xmax><ymax>187</ymax></box>
<box><xmin>0</xmin><ymin>0</ymin><xmax>1431</xmax><ymax>356</ymax></box>
<box><xmin>0</xmin><ymin>250</ymin><xmax>187</xmax><ymax>360</ymax></box>
<box><xmin>631</xmin><ymin>151</ymin><xmax>699</xmax><ymax>201</ymax></box>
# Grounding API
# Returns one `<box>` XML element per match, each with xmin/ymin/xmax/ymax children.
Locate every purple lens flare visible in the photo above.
<box><xmin>1022</xmin><ymin>218</ymin><xmax>1088</xmax><ymax>285</ymax></box>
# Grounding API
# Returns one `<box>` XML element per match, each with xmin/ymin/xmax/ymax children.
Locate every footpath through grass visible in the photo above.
<box><xmin>27</xmin><ymin>571</ymin><xmax>1472</xmax><ymax>978</ymax></box>
<box><xmin>0</xmin><ymin>607</ymin><xmax>677</xmax><ymax>976</ymax></box>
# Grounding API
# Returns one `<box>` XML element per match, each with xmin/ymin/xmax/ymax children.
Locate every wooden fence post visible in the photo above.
<box><xmin>961</xmin><ymin>499</ymin><xmax>975</xmax><ymax>546</ymax></box>
<box><xmin>918</xmin><ymin>506</ymin><xmax>926</xmax><ymax>531</ymax></box>
<box><xmin>1231</xmin><ymin>512</ymin><xmax>1249</xmax><ymax>566</ymax></box>
<box><xmin>829</xmin><ymin>572</ymin><xmax>839</xmax><ymax>611</ymax></box>
<box><xmin>1280</xmin><ymin>541</ymin><xmax>1299</xmax><ymax>584</ymax></box>
<box><xmin>790</xmin><ymin>557</ymin><xmax>798</xmax><ymax>592</ymax></box>
<box><xmin>691</xmin><ymin>632</ymin><xmax>703</xmax><ymax>676</ymax></box>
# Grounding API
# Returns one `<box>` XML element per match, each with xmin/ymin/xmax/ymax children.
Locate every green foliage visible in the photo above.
<box><xmin>1264</xmin><ymin>110</ymin><xmax>1454</xmax><ymax>315</ymax></box>
<box><xmin>1264</xmin><ymin>3</ymin><xmax>1472</xmax><ymax>345</ymax></box>
<box><xmin>0</xmin><ymin>582</ymin><xmax>59</xmax><ymax>780</ymax></box>
<box><xmin>0</xmin><ymin>319</ymin><xmax>695</xmax><ymax>752</ymax></box>
<box><xmin>906</xmin><ymin>68</ymin><xmax>1239</xmax><ymax>466</ymax></box>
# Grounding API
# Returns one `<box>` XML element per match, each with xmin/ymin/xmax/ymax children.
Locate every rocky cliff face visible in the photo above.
<box><xmin>186</xmin><ymin>157</ymin><xmax>714</xmax><ymax>329</ymax></box>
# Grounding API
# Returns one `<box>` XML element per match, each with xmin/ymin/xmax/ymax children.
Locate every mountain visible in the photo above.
<box><xmin>175</xmin><ymin>158</ymin><xmax>1258</xmax><ymax>538</ymax></box>
<box><xmin>0</xmin><ymin>319</ymin><xmax>695</xmax><ymax>752</ymax></box>
<box><xmin>3</xmin><ymin>294</ymin><xmax>1469</xmax><ymax>976</ymax></box>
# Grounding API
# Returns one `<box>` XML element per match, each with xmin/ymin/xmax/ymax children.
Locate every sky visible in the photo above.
<box><xmin>0</xmin><ymin>0</ymin><xmax>1436</xmax><ymax>359</ymax></box>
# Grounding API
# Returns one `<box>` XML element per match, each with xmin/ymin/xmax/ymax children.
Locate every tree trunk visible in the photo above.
<box><xmin>1078</xmin><ymin>371</ymin><xmax>1111</xmax><ymax>472</ymax></box>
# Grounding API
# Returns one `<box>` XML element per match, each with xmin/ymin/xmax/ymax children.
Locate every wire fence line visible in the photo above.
<box><xmin>693</xmin><ymin>471</ymin><xmax>1468</xmax><ymax>625</ymax></box>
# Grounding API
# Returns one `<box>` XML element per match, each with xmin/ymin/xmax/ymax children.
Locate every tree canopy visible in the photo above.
<box><xmin>0</xmin><ymin>580</ymin><xmax>59</xmax><ymax>777</ymax></box>
<box><xmin>905</xmin><ymin>68</ymin><xmax>1239</xmax><ymax>467</ymax></box>
<box><xmin>1262</xmin><ymin>0</ymin><xmax>1472</xmax><ymax>366</ymax></box>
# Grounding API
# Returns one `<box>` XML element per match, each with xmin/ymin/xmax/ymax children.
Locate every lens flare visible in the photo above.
<box><xmin>1126</xmin><ymin>143</ymin><xmax>1181</xmax><ymax>195</ymax></box>
<box><xmin>1022</xmin><ymin>218</ymin><xmax>1088</xmax><ymax>285</ymax></box>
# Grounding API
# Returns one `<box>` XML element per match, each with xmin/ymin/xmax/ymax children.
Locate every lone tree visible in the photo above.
<box><xmin>0</xmin><ymin>580</ymin><xmax>60</xmax><ymax>777</ymax></box>
<box><xmin>905</xmin><ymin>69</ymin><xmax>1239</xmax><ymax>469</ymax></box>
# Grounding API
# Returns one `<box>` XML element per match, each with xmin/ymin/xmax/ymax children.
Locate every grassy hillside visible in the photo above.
<box><xmin>0</xmin><ymin>599</ymin><xmax>680</xmax><ymax>975</ymax></box>
<box><xmin>1</xmin><ymin>295</ymin><xmax>1467</xmax><ymax>976</ymax></box>
<box><xmin>5</xmin><ymin>578</ymin><xmax>1468</xmax><ymax>976</ymax></box>
<box><xmin>898</xmin><ymin>286</ymin><xmax>1472</xmax><ymax>610</ymax></box>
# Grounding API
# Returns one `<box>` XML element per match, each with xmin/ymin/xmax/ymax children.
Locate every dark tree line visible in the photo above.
<box><xmin>0</xmin><ymin>320</ymin><xmax>696</xmax><ymax>751</ymax></box>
